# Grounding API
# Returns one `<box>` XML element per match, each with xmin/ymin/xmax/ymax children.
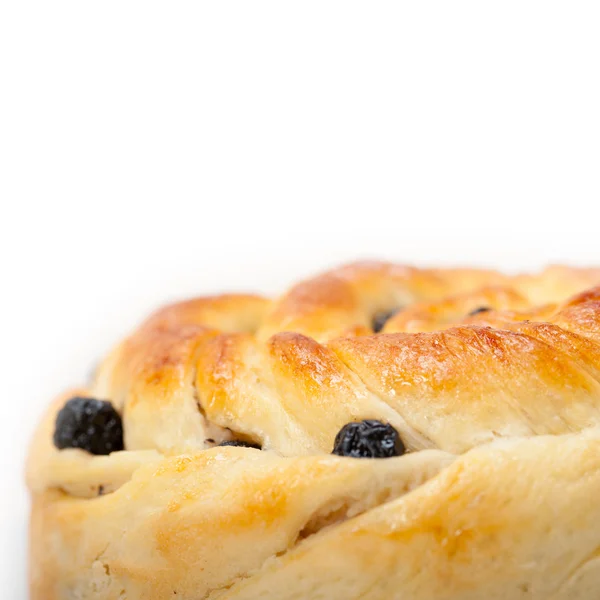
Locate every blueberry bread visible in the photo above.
<box><xmin>27</xmin><ymin>262</ymin><xmax>600</xmax><ymax>599</ymax></box>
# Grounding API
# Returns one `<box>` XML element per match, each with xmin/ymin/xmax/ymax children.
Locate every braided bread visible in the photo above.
<box><xmin>27</xmin><ymin>262</ymin><xmax>600</xmax><ymax>599</ymax></box>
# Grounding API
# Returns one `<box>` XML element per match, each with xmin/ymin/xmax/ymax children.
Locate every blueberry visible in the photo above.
<box><xmin>372</xmin><ymin>308</ymin><xmax>401</xmax><ymax>333</ymax></box>
<box><xmin>468</xmin><ymin>306</ymin><xmax>492</xmax><ymax>316</ymax></box>
<box><xmin>332</xmin><ymin>420</ymin><xmax>405</xmax><ymax>458</ymax></box>
<box><xmin>218</xmin><ymin>440</ymin><xmax>261</xmax><ymax>450</ymax></box>
<box><xmin>53</xmin><ymin>397</ymin><xmax>124</xmax><ymax>455</ymax></box>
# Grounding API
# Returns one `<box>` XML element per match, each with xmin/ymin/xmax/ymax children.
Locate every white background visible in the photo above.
<box><xmin>1</xmin><ymin>1</ymin><xmax>599</xmax><ymax>596</ymax></box>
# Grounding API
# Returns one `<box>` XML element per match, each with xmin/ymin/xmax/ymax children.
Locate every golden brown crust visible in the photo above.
<box><xmin>30</xmin><ymin>448</ymin><xmax>454</xmax><ymax>599</ymax></box>
<box><xmin>218</xmin><ymin>430</ymin><xmax>600</xmax><ymax>600</ymax></box>
<box><xmin>27</xmin><ymin>262</ymin><xmax>600</xmax><ymax>599</ymax></box>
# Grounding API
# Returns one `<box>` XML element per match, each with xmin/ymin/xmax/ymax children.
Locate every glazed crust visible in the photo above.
<box><xmin>27</xmin><ymin>262</ymin><xmax>600</xmax><ymax>599</ymax></box>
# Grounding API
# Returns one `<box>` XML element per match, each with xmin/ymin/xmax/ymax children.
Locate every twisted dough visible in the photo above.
<box><xmin>27</xmin><ymin>262</ymin><xmax>600</xmax><ymax>599</ymax></box>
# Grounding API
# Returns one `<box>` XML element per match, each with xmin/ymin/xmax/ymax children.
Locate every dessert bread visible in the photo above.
<box><xmin>27</xmin><ymin>262</ymin><xmax>600</xmax><ymax>599</ymax></box>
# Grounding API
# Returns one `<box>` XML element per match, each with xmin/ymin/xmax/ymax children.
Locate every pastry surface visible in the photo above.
<box><xmin>27</xmin><ymin>262</ymin><xmax>600</xmax><ymax>599</ymax></box>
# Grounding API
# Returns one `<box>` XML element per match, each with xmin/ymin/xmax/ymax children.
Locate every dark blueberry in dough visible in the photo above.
<box><xmin>372</xmin><ymin>308</ymin><xmax>401</xmax><ymax>333</ymax></box>
<box><xmin>218</xmin><ymin>440</ymin><xmax>261</xmax><ymax>450</ymax></box>
<box><xmin>53</xmin><ymin>397</ymin><xmax>124</xmax><ymax>455</ymax></box>
<box><xmin>332</xmin><ymin>420</ymin><xmax>405</xmax><ymax>458</ymax></box>
<box><xmin>468</xmin><ymin>306</ymin><xmax>492</xmax><ymax>316</ymax></box>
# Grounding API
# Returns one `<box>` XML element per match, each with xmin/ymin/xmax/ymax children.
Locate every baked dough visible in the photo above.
<box><xmin>27</xmin><ymin>262</ymin><xmax>600</xmax><ymax>599</ymax></box>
